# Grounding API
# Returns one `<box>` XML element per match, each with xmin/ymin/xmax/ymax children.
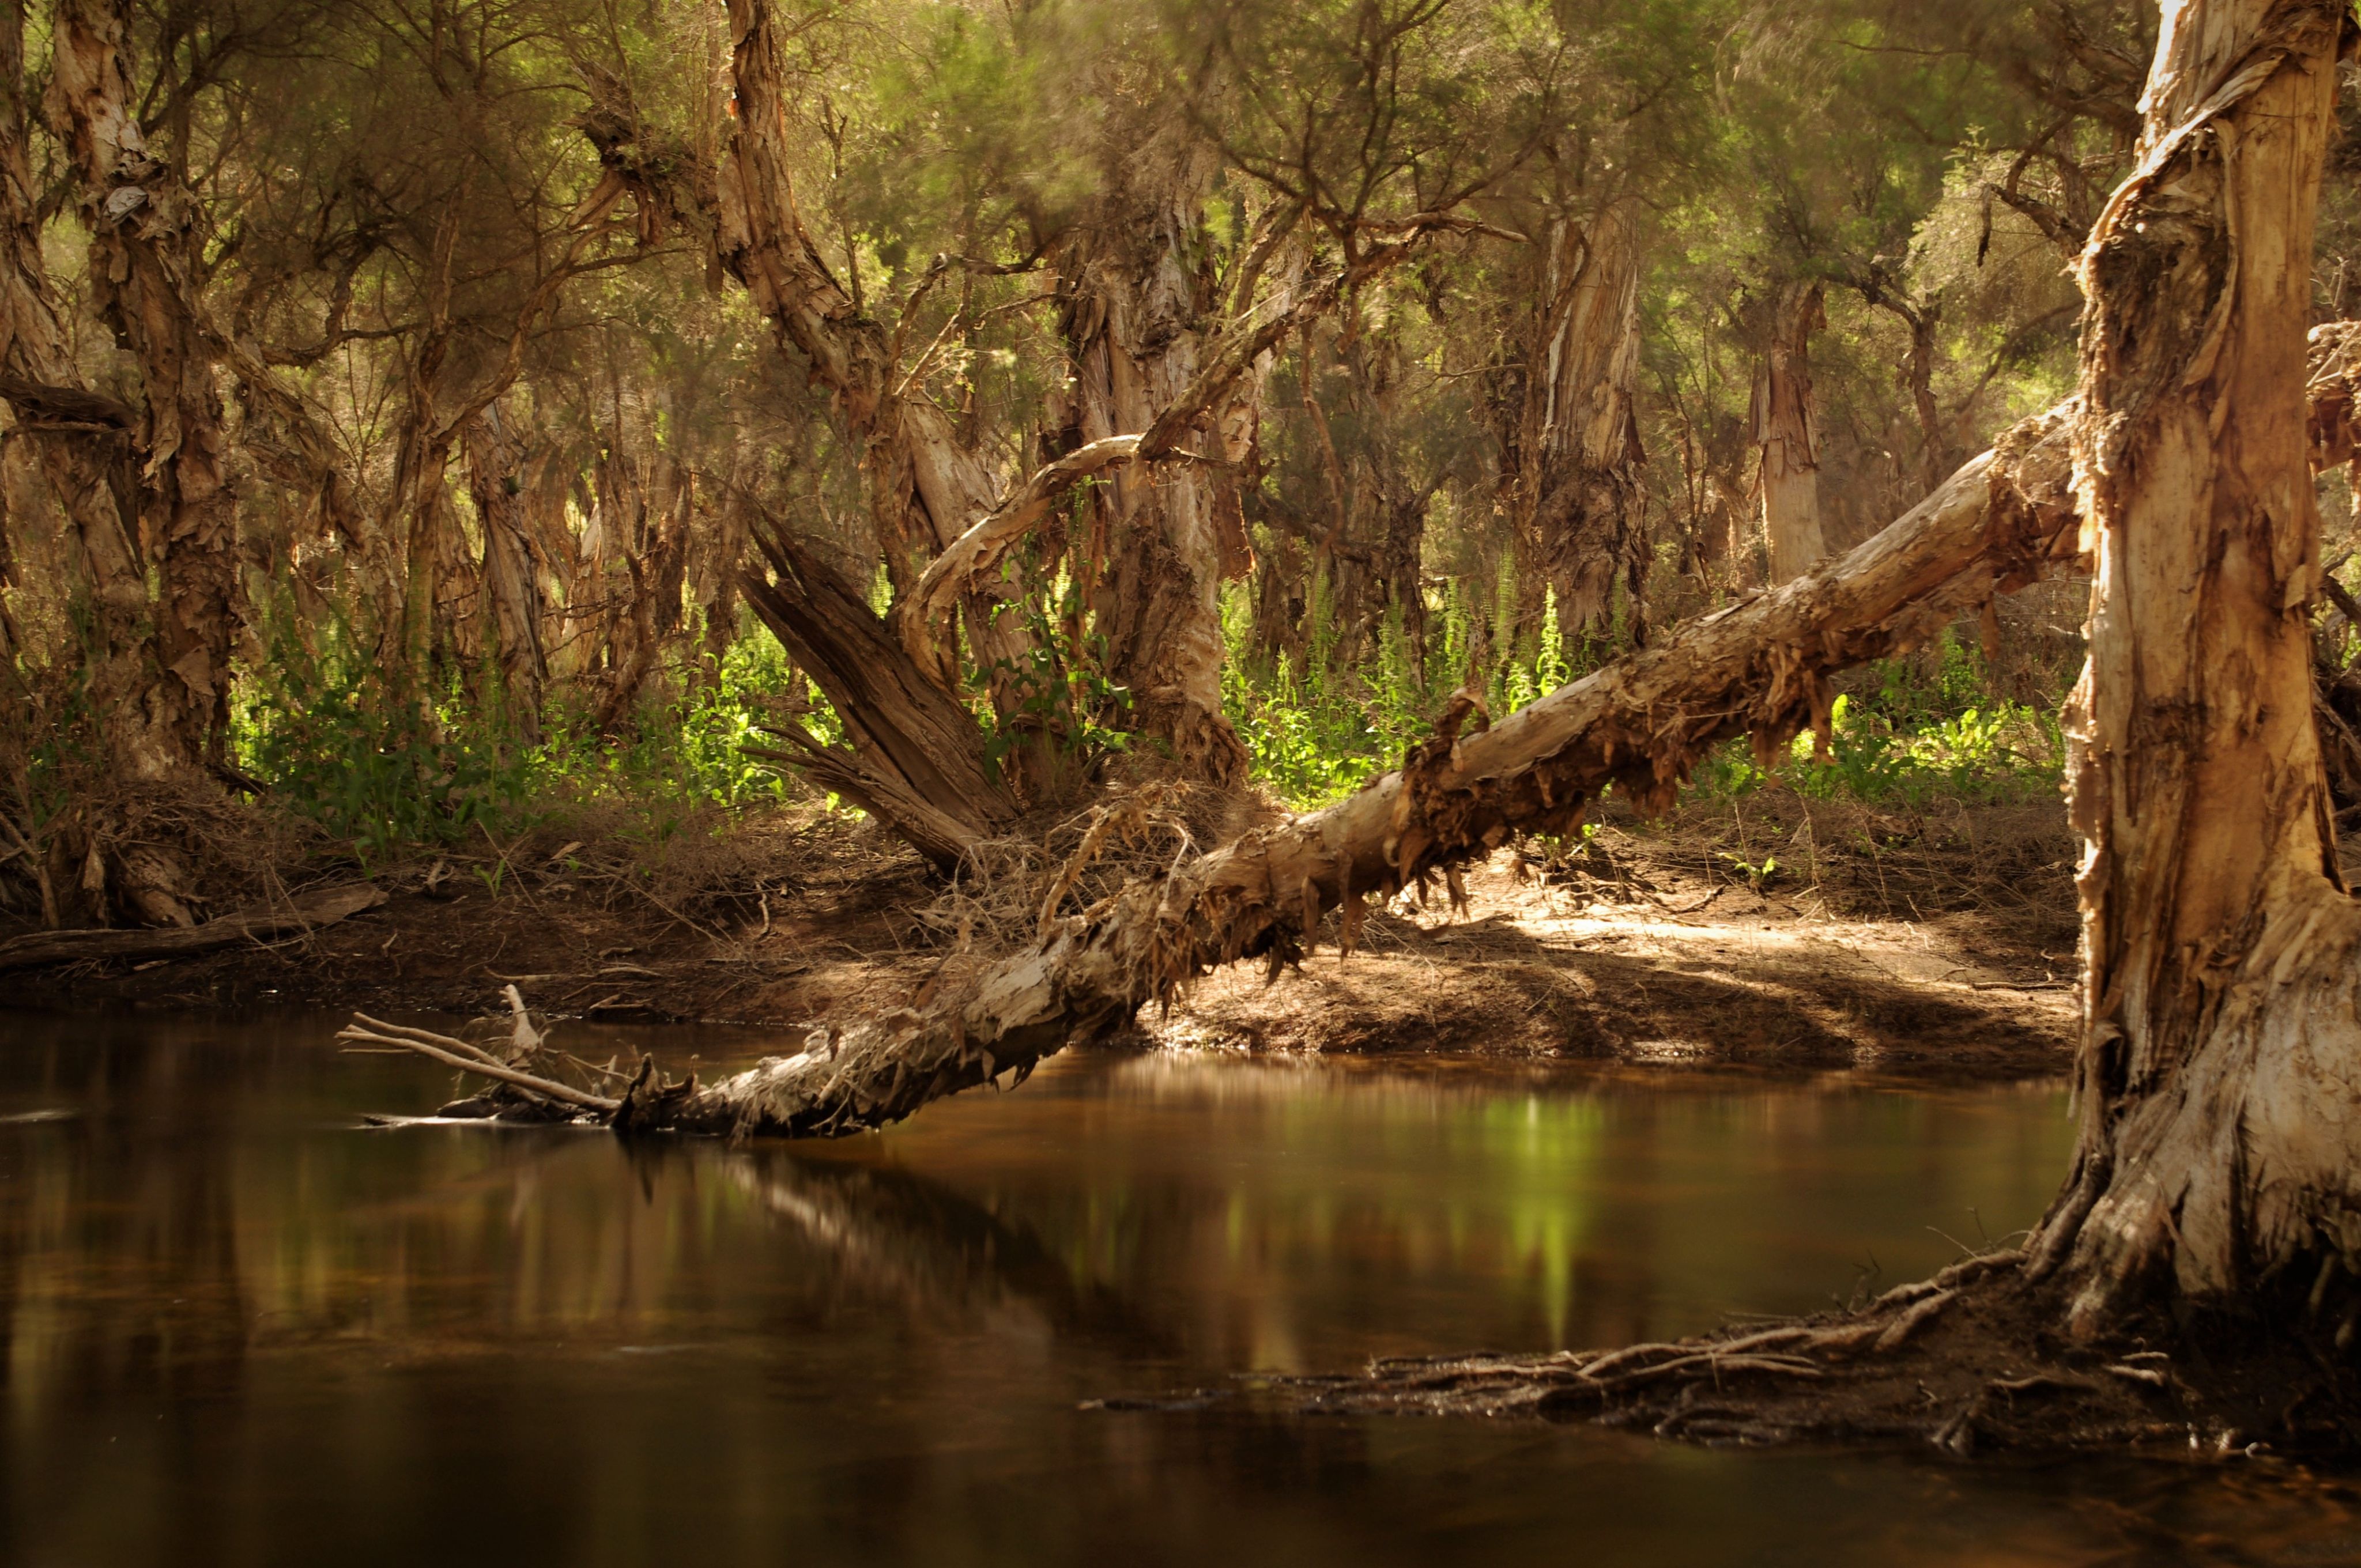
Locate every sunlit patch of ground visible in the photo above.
<box><xmin>1157</xmin><ymin>842</ymin><xmax>2077</xmax><ymax>1080</ymax></box>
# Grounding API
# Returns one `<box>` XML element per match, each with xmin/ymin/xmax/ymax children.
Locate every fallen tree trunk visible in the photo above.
<box><xmin>351</xmin><ymin>324</ymin><xmax>2361</xmax><ymax>1137</ymax></box>
<box><xmin>2</xmin><ymin>883</ymin><xmax>385</xmax><ymax>972</ymax></box>
<box><xmin>408</xmin><ymin>405</ymin><xmax>2077</xmax><ymax>1136</ymax></box>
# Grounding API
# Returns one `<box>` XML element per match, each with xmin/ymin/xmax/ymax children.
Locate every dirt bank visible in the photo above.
<box><xmin>1</xmin><ymin>782</ymin><xmax>2097</xmax><ymax>1082</ymax></box>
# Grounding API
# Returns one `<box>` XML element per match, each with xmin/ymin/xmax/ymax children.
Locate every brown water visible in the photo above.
<box><xmin>4</xmin><ymin>1011</ymin><xmax>2359</xmax><ymax>1567</ymax></box>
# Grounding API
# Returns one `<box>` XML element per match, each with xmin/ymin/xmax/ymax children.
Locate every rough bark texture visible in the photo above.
<box><xmin>1751</xmin><ymin>281</ymin><xmax>1829</xmax><ymax>583</ymax></box>
<box><xmin>1054</xmin><ymin>127</ymin><xmax>1255</xmax><ymax>784</ymax></box>
<box><xmin>464</xmin><ymin>404</ymin><xmax>547</xmax><ymax>743</ymax></box>
<box><xmin>580</xmin><ymin>3</ymin><xmax>1044</xmax><ymax>815</ymax></box>
<box><xmin>2026</xmin><ymin>0</ymin><xmax>2361</xmax><ymax>1333</ymax></box>
<box><xmin>712</xmin><ymin>1</ymin><xmax>1004</xmax><ymax>598</ymax></box>
<box><xmin>741</xmin><ymin>519</ymin><xmax>1019</xmax><ymax>872</ymax></box>
<box><xmin>50</xmin><ymin>0</ymin><xmax>237</xmax><ymax>765</ymax></box>
<box><xmin>0</xmin><ymin>2</ymin><xmax>164</xmax><ymax>777</ymax></box>
<box><xmin>1507</xmin><ymin>199</ymin><xmax>1647</xmax><ymax>636</ymax></box>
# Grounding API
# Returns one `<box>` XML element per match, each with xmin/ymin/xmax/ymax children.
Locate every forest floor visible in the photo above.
<box><xmin>6</xmin><ymin>780</ymin><xmax>2091</xmax><ymax>1082</ymax></box>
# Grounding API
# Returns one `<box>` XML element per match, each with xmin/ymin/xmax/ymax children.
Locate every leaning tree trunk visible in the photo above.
<box><xmin>741</xmin><ymin>519</ymin><xmax>1019</xmax><ymax>872</ymax></box>
<box><xmin>49</xmin><ymin>0</ymin><xmax>237</xmax><ymax>767</ymax></box>
<box><xmin>1057</xmin><ymin>126</ymin><xmax>1256</xmax><ymax>785</ymax></box>
<box><xmin>1751</xmin><ymin>280</ymin><xmax>1828</xmax><ymax>584</ymax></box>
<box><xmin>1508</xmin><ymin>198</ymin><xmax>1647</xmax><ymax>638</ymax></box>
<box><xmin>2023</xmin><ymin>0</ymin><xmax>2361</xmax><ymax>1336</ymax></box>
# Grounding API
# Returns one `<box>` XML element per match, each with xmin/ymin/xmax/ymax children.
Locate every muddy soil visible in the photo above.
<box><xmin>1</xmin><ymin>783</ymin><xmax>2100</xmax><ymax>1082</ymax></box>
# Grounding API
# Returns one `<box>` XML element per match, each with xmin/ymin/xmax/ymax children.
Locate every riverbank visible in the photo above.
<box><xmin>2</xmin><ymin>783</ymin><xmax>2087</xmax><ymax>1080</ymax></box>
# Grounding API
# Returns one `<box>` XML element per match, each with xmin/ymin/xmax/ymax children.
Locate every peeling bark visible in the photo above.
<box><xmin>50</xmin><ymin>0</ymin><xmax>239</xmax><ymax>764</ymax></box>
<box><xmin>2025</xmin><ymin>0</ymin><xmax>2361</xmax><ymax>1334</ymax></box>
<box><xmin>741</xmin><ymin>518</ymin><xmax>1018</xmax><ymax>871</ymax></box>
<box><xmin>1750</xmin><ymin>281</ymin><xmax>1828</xmax><ymax>583</ymax></box>
<box><xmin>0</xmin><ymin>2</ymin><xmax>164</xmax><ymax>777</ymax></box>
<box><xmin>464</xmin><ymin>403</ymin><xmax>546</xmax><ymax>743</ymax></box>
<box><xmin>1052</xmin><ymin>130</ymin><xmax>1254</xmax><ymax>783</ymax></box>
<box><xmin>1506</xmin><ymin>199</ymin><xmax>1647</xmax><ymax>637</ymax></box>
<box><xmin>712</xmin><ymin>0</ymin><xmax>1001</xmax><ymax>596</ymax></box>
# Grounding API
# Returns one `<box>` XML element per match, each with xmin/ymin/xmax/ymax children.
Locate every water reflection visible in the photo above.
<box><xmin>1</xmin><ymin>1010</ymin><xmax>2357</xmax><ymax>1566</ymax></box>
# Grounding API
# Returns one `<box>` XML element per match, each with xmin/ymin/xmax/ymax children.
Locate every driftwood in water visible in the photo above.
<box><xmin>1</xmin><ymin>882</ymin><xmax>385</xmax><ymax>972</ymax></box>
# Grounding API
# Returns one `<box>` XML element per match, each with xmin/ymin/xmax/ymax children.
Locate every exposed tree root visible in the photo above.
<box><xmin>1287</xmin><ymin>1250</ymin><xmax>2358</xmax><ymax>1454</ymax></box>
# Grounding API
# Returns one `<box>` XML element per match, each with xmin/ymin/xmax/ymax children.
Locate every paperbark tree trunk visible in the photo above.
<box><xmin>463</xmin><ymin>403</ymin><xmax>546</xmax><ymax>743</ymax></box>
<box><xmin>1751</xmin><ymin>281</ymin><xmax>1828</xmax><ymax>583</ymax></box>
<box><xmin>580</xmin><ymin>0</ymin><xmax>1046</xmax><ymax>826</ymax></box>
<box><xmin>0</xmin><ymin>1</ymin><xmax>168</xmax><ymax>779</ymax></box>
<box><xmin>711</xmin><ymin>0</ymin><xmax>1005</xmax><ymax>603</ymax></box>
<box><xmin>1055</xmin><ymin>129</ymin><xmax>1255</xmax><ymax>784</ymax></box>
<box><xmin>741</xmin><ymin>518</ymin><xmax>1017</xmax><ymax>872</ymax></box>
<box><xmin>2023</xmin><ymin>0</ymin><xmax>2361</xmax><ymax>1336</ymax></box>
<box><xmin>1508</xmin><ymin>199</ymin><xmax>1647</xmax><ymax>637</ymax></box>
<box><xmin>49</xmin><ymin>0</ymin><xmax>238</xmax><ymax>766</ymax></box>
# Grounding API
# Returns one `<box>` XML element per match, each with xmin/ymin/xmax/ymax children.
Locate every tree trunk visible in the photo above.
<box><xmin>463</xmin><ymin>403</ymin><xmax>546</xmax><ymax>743</ymax></box>
<box><xmin>390</xmin><ymin>410</ymin><xmax>458</xmax><ymax>684</ymax></box>
<box><xmin>2023</xmin><ymin>0</ymin><xmax>2361</xmax><ymax>1336</ymax></box>
<box><xmin>1751</xmin><ymin>281</ymin><xmax>1828</xmax><ymax>583</ymax></box>
<box><xmin>740</xmin><ymin>517</ymin><xmax>1019</xmax><ymax>871</ymax></box>
<box><xmin>0</xmin><ymin>6</ymin><xmax>167</xmax><ymax>779</ymax></box>
<box><xmin>1509</xmin><ymin>199</ymin><xmax>1647</xmax><ymax>637</ymax></box>
<box><xmin>1056</xmin><ymin>133</ymin><xmax>1255</xmax><ymax>784</ymax></box>
<box><xmin>47</xmin><ymin>0</ymin><xmax>235</xmax><ymax>769</ymax></box>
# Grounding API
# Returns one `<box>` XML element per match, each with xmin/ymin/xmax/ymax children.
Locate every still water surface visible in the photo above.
<box><xmin>4</xmin><ymin>1010</ymin><xmax>2359</xmax><ymax>1566</ymax></box>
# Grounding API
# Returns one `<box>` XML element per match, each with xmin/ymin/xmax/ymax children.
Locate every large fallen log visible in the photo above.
<box><xmin>2</xmin><ymin>882</ymin><xmax>386</xmax><ymax>972</ymax></box>
<box><xmin>551</xmin><ymin>405</ymin><xmax>2086</xmax><ymax>1136</ymax></box>
<box><xmin>345</xmin><ymin>332</ymin><xmax>2361</xmax><ymax>1135</ymax></box>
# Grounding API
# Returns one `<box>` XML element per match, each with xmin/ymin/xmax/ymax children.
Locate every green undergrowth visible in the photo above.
<box><xmin>24</xmin><ymin>567</ymin><xmax>2065</xmax><ymax>878</ymax></box>
<box><xmin>227</xmin><ymin>611</ymin><xmax>828</xmax><ymax>863</ymax></box>
<box><xmin>1223</xmin><ymin>574</ymin><xmax>2068</xmax><ymax>813</ymax></box>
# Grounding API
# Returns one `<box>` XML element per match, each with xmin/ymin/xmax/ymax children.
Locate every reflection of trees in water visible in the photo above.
<box><xmin>726</xmin><ymin>1147</ymin><xmax>1169</xmax><ymax>1352</ymax></box>
<box><xmin>0</xmin><ymin>1046</ymin><xmax>2052</xmax><ymax>1420</ymax></box>
<box><xmin>0</xmin><ymin>1018</ymin><xmax>262</xmax><ymax>1412</ymax></box>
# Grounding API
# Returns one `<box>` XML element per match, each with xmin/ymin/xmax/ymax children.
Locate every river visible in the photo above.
<box><xmin>3</xmin><ymin>1010</ymin><xmax>2356</xmax><ymax>1565</ymax></box>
